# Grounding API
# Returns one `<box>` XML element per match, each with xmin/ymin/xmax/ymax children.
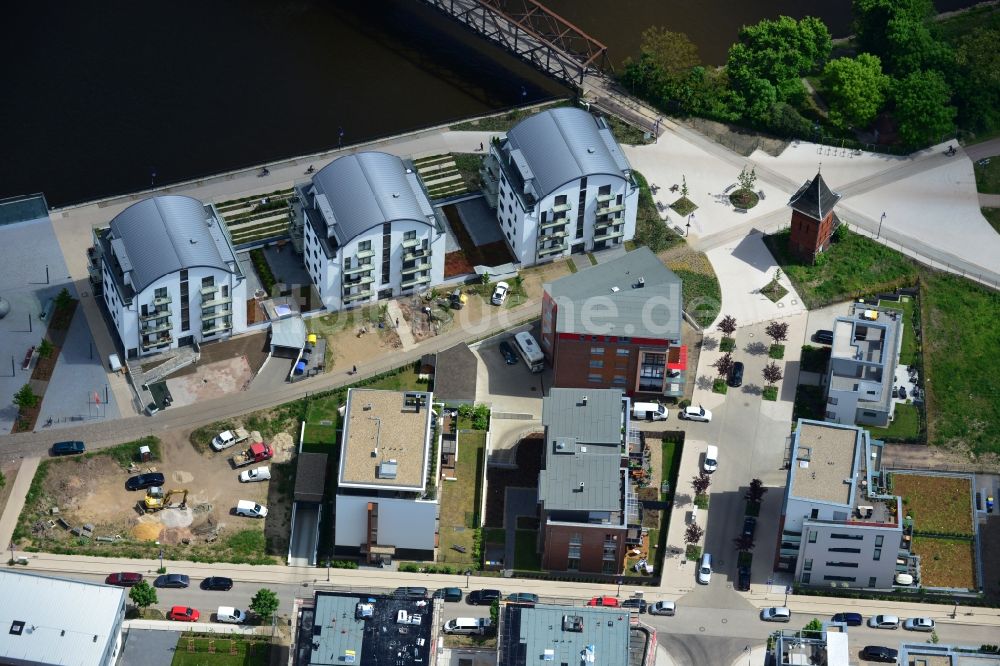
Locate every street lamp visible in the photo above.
<box><xmin>654</xmin><ymin>116</ymin><xmax>662</xmax><ymax>142</ymax></box>
<box><xmin>616</xmin><ymin>577</ymin><xmax>623</xmax><ymax>597</ymax></box>
<box><xmin>326</xmin><ymin>559</ymin><xmax>331</xmax><ymax>582</ymax></box>
<box><xmin>465</xmin><ymin>569</ymin><xmax>472</xmax><ymax>589</ymax></box>
<box><xmin>9</xmin><ymin>541</ymin><xmax>14</xmax><ymax>564</ymax></box>
<box><xmin>877</xmin><ymin>212</ymin><xmax>886</xmax><ymax>239</ymax></box>
<box><xmin>687</xmin><ymin>214</ymin><xmax>695</xmax><ymax>237</ymax></box>
<box><xmin>784</xmin><ymin>585</ymin><xmax>791</xmax><ymax>607</ymax></box>
<box><xmin>158</xmin><ymin>547</ymin><xmax>164</xmax><ymax>572</ymax></box>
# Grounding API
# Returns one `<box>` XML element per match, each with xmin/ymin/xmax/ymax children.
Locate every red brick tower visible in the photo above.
<box><xmin>787</xmin><ymin>171</ymin><xmax>841</xmax><ymax>263</ymax></box>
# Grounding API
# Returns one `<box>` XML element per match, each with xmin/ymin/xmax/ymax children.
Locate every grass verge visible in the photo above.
<box><xmin>893</xmin><ymin>473</ymin><xmax>974</xmax><ymax>535</ymax></box>
<box><xmin>513</xmin><ymin>530</ymin><xmax>541</xmax><ymax>571</ymax></box>
<box><xmin>871</xmin><ymin>403</ymin><xmax>922</xmax><ymax>442</ymax></box>
<box><xmin>171</xmin><ymin>636</ymin><xmax>270</xmax><ymax>666</ymax></box>
<box><xmin>911</xmin><ymin>536</ymin><xmax>977</xmax><ymax>589</ymax></box>
<box><xmin>438</xmin><ymin>430</ymin><xmax>486</xmax><ymax>567</ymax></box>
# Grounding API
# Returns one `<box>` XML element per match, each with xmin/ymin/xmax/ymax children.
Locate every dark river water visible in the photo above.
<box><xmin>0</xmin><ymin>0</ymin><xmax>977</xmax><ymax>208</ymax></box>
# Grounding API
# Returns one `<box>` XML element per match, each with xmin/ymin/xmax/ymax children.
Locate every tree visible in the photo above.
<box><xmin>129</xmin><ymin>581</ymin><xmax>157</xmax><ymax>610</ymax></box>
<box><xmin>37</xmin><ymin>339</ymin><xmax>54</xmax><ymax>359</ymax></box>
<box><xmin>822</xmin><ymin>54</ymin><xmax>890</xmax><ymax>129</ymax></box>
<box><xmin>765</xmin><ymin>321</ymin><xmax>789</xmax><ymax>345</ymax></box>
<box><xmin>692</xmin><ymin>471</ymin><xmax>711</xmax><ymax>496</ymax></box>
<box><xmin>251</xmin><ymin>588</ymin><xmax>280</xmax><ymax>622</ymax></box>
<box><xmin>852</xmin><ymin>0</ymin><xmax>934</xmax><ymax>63</ymax></box>
<box><xmin>952</xmin><ymin>27</ymin><xmax>1000</xmax><ymax>133</ymax></box>
<box><xmin>737</xmin><ymin>167</ymin><xmax>757</xmax><ymax>192</ymax></box>
<box><xmin>54</xmin><ymin>287</ymin><xmax>73</xmax><ymax>311</ymax></box>
<box><xmin>803</xmin><ymin>618</ymin><xmax>824</xmax><ymax>633</ymax></box>
<box><xmin>762</xmin><ymin>361</ymin><xmax>784</xmax><ymax>387</ymax></box>
<box><xmin>638</xmin><ymin>27</ymin><xmax>701</xmax><ymax>79</ymax></box>
<box><xmin>634</xmin><ymin>214</ymin><xmax>670</xmax><ymax>253</ymax></box>
<box><xmin>716</xmin><ymin>315</ymin><xmax>737</xmax><ymax>337</ymax></box>
<box><xmin>892</xmin><ymin>70</ymin><xmax>956</xmax><ymax>147</ymax></box>
<box><xmin>684</xmin><ymin>523</ymin><xmax>704</xmax><ymax>546</ymax></box>
<box><xmin>712</xmin><ymin>352</ymin><xmax>735</xmax><ymax>379</ymax></box>
<box><xmin>726</xmin><ymin>16</ymin><xmax>831</xmax><ymax>96</ymax></box>
<box><xmin>747</xmin><ymin>478</ymin><xmax>768</xmax><ymax>504</ymax></box>
<box><xmin>680</xmin><ymin>176</ymin><xmax>689</xmax><ymax>198</ymax></box>
<box><xmin>13</xmin><ymin>384</ymin><xmax>39</xmax><ymax>410</ymax></box>
<box><xmin>733</xmin><ymin>534</ymin><xmax>755</xmax><ymax>552</ymax></box>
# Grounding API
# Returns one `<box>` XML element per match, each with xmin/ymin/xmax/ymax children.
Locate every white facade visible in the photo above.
<box><xmin>483</xmin><ymin>107</ymin><xmax>638</xmax><ymax>266</ymax></box>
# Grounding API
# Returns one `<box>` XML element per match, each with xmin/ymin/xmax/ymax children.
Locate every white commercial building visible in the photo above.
<box><xmin>95</xmin><ymin>195</ymin><xmax>247</xmax><ymax>359</ymax></box>
<box><xmin>481</xmin><ymin>107</ymin><xmax>638</xmax><ymax>265</ymax></box>
<box><xmin>297</xmin><ymin>152</ymin><xmax>446</xmax><ymax>311</ymax></box>
<box><xmin>778</xmin><ymin>420</ymin><xmax>905</xmax><ymax>590</ymax></box>
<box><xmin>334</xmin><ymin>388</ymin><xmax>439</xmax><ymax>563</ymax></box>
<box><xmin>0</xmin><ymin>570</ymin><xmax>126</xmax><ymax>666</ymax></box>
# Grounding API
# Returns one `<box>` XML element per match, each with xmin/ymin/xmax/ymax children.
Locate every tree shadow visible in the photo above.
<box><xmin>673</xmin><ymin>492</ymin><xmax>693</xmax><ymax>508</ymax></box>
<box><xmin>696</xmin><ymin>375</ymin><xmax>715</xmax><ymax>390</ymax></box>
<box><xmin>742</xmin><ymin>383</ymin><xmax>763</xmax><ymax>396</ymax></box>
<box><xmin>701</xmin><ymin>336</ymin><xmax>719</xmax><ymax>352</ymax></box>
<box><xmin>744</xmin><ymin>341</ymin><xmax>768</xmax><ymax>356</ymax></box>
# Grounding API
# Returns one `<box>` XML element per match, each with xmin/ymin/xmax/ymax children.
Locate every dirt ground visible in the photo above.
<box><xmin>19</xmin><ymin>426</ymin><xmax>297</xmax><ymax>562</ymax></box>
<box><xmin>171</xmin><ymin>331</ymin><xmax>270</xmax><ymax>378</ymax></box>
<box><xmin>323</xmin><ymin>323</ymin><xmax>402</xmax><ymax>372</ymax></box>
<box><xmin>166</xmin><ymin>357</ymin><xmax>253</xmax><ymax>407</ymax></box>
<box><xmin>0</xmin><ymin>463</ymin><xmax>19</xmax><ymax>525</ymax></box>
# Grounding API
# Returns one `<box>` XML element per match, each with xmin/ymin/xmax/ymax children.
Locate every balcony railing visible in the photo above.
<box><xmin>343</xmin><ymin>263</ymin><xmax>374</xmax><ymax>276</ymax></box>
<box><xmin>402</xmin><ymin>238</ymin><xmax>421</xmax><ymax>249</ymax></box>
<box><xmin>401</xmin><ymin>261</ymin><xmax>430</xmax><ymax>275</ymax></box>
<box><xmin>344</xmin><ymin>275</ymin><xmax>374</xmax><ymax>287</ymax></box>
<box><xmin>200</xmin><ymin>284</ymin><xmax>217</xmax><ymax>296</ymax></box>
<box><xmin>202</xmin><ymin>319</ymin><xmax>232</xmax><ymax>335</ymax></box>
<box><xmin>597</xmin><ymin>203</ymin><xmax>626</xmax><ymax>216</ymax></box>
<box><xmin>201</xmin><ymin>306</ymin><xmax>232</xmax><ymax>320</ymax></box>
<box><xmin>593</xmin><ymin>229</ymin><xmax>624</xmax><ymax>243</ymax></box>
<box><xmin>343</xmin><ymin>289</ymin><xmax>373</xmax><ymax>303</ymax></box>
<box><xmin>538</xmin><ymin>230</ymin><xmax>568</xmax><ymax>244</ymax></box>
<box><xmin>540</xmin><ymin>218</ymin><xmax>568</xmax><ymax>230</ymax></box>
<box><xmin>141</xmin><ymin>320</ymin><xmax>171</xmax><ymax>335</ymax></box>
<box><xmin>202</xmin><ymin>294</ymin><xmax>232</xmax><ymax>308</ymax></box>
<box><xmin>537</xmin><ymin>243</ymin><xmax>567</xmax><ymax>257</ymax></box>
<box><xmin>551</xmin><ymin>202</ymin><xmax>572</xmax><ymax>214</ymax></box>
<box><xmin>355</xmin><ymin>249</ymin><xmax>375</xmax><ymax>260</ymax></box>
<box><xmin>140</xmin><ymin>306</ymin><xmax>170</xmax><ymax>321</ymax></box>
<box><xmin>401</xmin><ymin>274</ymin><xmax>431</xmax><ymax>289</ymax></box>
<box><xmin>142</xmin><ymin>335</ymin><xmax>172</xmax><ymax>350</ymax></box>
<box><xmin>596</xmin><ymin>193</ymin><xmax>615</xmax><ymax>203</ymax></box>
<box><xmin>152</xmin><ymin>295</ymin><xmax>172</xmax><ymax>307</ymax></box>
<box><xmin>404</xmin><ymin>247</ymin><xmax>430</xmax><ymax>262</ymax></box>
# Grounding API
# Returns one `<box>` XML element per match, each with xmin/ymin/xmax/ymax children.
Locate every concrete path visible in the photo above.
<box><xmin>979</xmin><ymin>193</ymin><xmax>1000</xmax><ymax>208</ymax></box>
<box><xmin>385</xmin><ymin>299</ymin><xmax>417</xmax><ymax>351</ymax></box>
<box><xmin>0</xmin><ymin>457</ymin><xmax>39</xmax><ymax>552</ymax></box>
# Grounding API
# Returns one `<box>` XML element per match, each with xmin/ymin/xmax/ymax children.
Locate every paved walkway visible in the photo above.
<box><xmin>385</xmin><ymin>299</ymin><xmax>417</xmax><ymax>351</ymax></box>
<box><xmin>0</xmin><ymin>456</ymin><xmax>39</xmax><ymax>552</ymax></box>
<box><xmin>979</xmin><ymin>193</ymin><xmax>1000</xmax><ymax>208</ymax></box>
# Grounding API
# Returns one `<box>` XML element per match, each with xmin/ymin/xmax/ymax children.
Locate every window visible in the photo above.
<box><xmin>831</xmin><ymin>533</ymin><xmax>864</xmax><ymax>540</ymax></box>
<box><xmin>810</xmin><ymin>509</ymin><xmax>819</xmax><ymax>519</ymax></box>
<box><xmin>404</xmin><ymin>231</ymin><xmax>416</xmax><ymax>241</ymax></box>
<box><xmin>590</xmin><ymin>347</ymin><xmax>604</xmax><ymax>355</ymax></box>
<box><xmin>873</xmin><ymin>548</ymin><xmax>881</xmax><ymax>561</ymax></box>
<box><xmin>808</xmin><ymin>531</ymin><xmax>817</xmax><ymax>543</ymax></box>
<box><xmin>868</xmin><ymin>577</ymin><xmax>877</xmax><ymax>588</ymax></box>
<box><xmin>568</xmin><ymin>545</ymin><xmax>581</xmax><ymax>558</ymax></box>
<box><xmin>801</xmin><ymin>573</ymin><xmax>811</xmax><ymax>584</ymax></box>
<box><xmin>569</xmin><ymin>533</ymin><xmax>582</xmax><ymax>546</ymax></box>
<box><xmin>638</xmin><ymin>351</ymin><xmax>666</xmax><ymax>392</ymax></box>
<box><xmin>602</xmin><ymin>560</ymin><xmax>616</xmax><ymax>574</ymax></box>
<box><xmin>588</xmin><ymin>374</ymin><xmax>602</xmax><ymax>383</ymax></box>
<box><xmin>567</xmin><ymin>557</ymin><xmax>580</xmax><ymax>571</ymax></box>
<box><xmin>825</xmin><ymin>411</ymin><xmax>837</xmax><ymax>419</ymax></box>
<box><xmin>589</xmin><ymin>360</ymin><xmax>604</xmax><ymax>368</ymax></box>
<box><xmin>201</xmin><ymin>276</ymin><xmax>215</xmax><ymax>288</ymax></box>
<box><xmin>359</xmin><ymin>239</ymin><xmax>371</xmax><ymax>251</ymax></box>
<box><xmin>612</xmin><ymin>376</ymin><xmax>626</xmax><ymax>385</ymax></box>
<box><xmin>344</xmin><ymin>257</ymin><xmax>352</xmax><ymax>270</ymax></box>
<box><xmin>803</xmin><ymin>559</ymin><xmax>812</xmax><ymax>571</ymax></box>
<box><xmin>823</xmin><ymin>575</ymin><xmax>856</xmax><ymax>582</ymax></box>
<box><xmin>874</xmin><ymin>535</ymin><xmax>883</xmax><ymax>547</ymax></box>
<box><xmin>827</xmin><ymin>397</ymin><xmax>838</xmax><ymax>405</ymax></box>
<box><xmin>828</xmin><ymin>547</ymin><xmax>861</xmax><ymax>553</ymax></box>
<box><xmin>154</xmin><ymin>287</ymin><xmax>167</xmax><ymax>299</ymax></box>
<box><xmin>616</xmin><ymin>348</ymin><xmax>630</xmax><ymax>356</ymax></box>
<box><xmin>826</xmin><ymin>562</ymin><xmax>859</xmax><ymax>568</ymax></box>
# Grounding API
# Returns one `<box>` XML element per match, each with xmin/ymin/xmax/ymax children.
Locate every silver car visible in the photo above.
<box><xmin>648</xmin><ymin>601</ymin><xmax>676</xmax><ymax>616</ymax></box>
<box><xmin>903</xmin><ymin>617</ymin><xmax>935</xmax><ymax>632</ymax></box>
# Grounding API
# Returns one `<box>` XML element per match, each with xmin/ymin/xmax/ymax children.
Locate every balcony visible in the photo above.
<box><xmin>401</xmin><ymin>261</ymin><xmax>430</xmax><ymax>275</ymax></box>
<box><xmin>597</xmin><ymin>203</ymin><xmax>626</xmax><ymax>216</ymax></box>
<box><xmin>402</xmin><ymin>237</ymin><xmax>421</xmax><ymax>249</ymax></box>
<box><xmin>538</xmin><ymin>230</ymin><xmax>568</xmax><ymax>244</ymax></box>
<box><xmin>356</xmin><ymin>249</ymin><xmax>375</xmax><ymax>260</ymax></box>
<box><xmin>200</xmin><ymin>284</ymin><xmax>217</xmax><ymax>296</ymax></box>
<box><xmin>551</xmin><ymin>202</ymin><xmax>572</xmax><ymax>214</ymax></box>
<box><xmin>202</xmin><ymin>293</ymin><xmax>232</xmax><ymax>308</ymax></box>
<box><xmin>400</xmin><ymin>274</ymin><xmax>431</xmax><ymax>289</ymax></box>
<box><xmin>140</xmin><ymin>306</ymin><xmax>170</xmax><ymax>321</ymax></box>
<box><xmin>152</xmin><ymin>295</ymin><xmax>172</xmax><ymax>307</ymax></box>
<box><xmin>343</xmin><ymin>289</ymin><xmax>373</xmax><ymax>303</ymax></box>
<box><xmin>537</xmin><ymin>243</ymin><xmax>567</xmax><ymax>257</ymax></box>
<box><xmin>343</xmin><ymin>263</ymin><xmax>374</xmax><ymax>276</ymax></box>
<box><xmin>202</xmin><ymin>306</ymin><xmax>232</xmax><ymax>320</ymax></box>
<box><xmin>540</xmin><ymin>217</ymin><xmax>568</xmax><ymax>231</ymax></box>
<box><xmin>593</xmin><ymin>229</ymin><xmax>624</xmax><ymax>243</ymax></box>
<box><xmin>142</xmin><ymin>335</ymin><xmax>172</xmax><ymax>350</ymax></box>
<box><xmin>141</xmin><ymin>320</ymin><xmax>171</xmax><ymax>335</ymax></box>
<box><xmin>596</xmin><ymin>193</ymin><xmax>615</xmax><ymax>203</ymax></box>
<box><xmin>404</xmin><ymin>247</ymin><xmax>430</xmax><ymax>262</ymax></box>
<box><xmin>343</xmin><ymin>274</ymin><xmax>374</xmax><ymax>287</ymax></box>
<box><xmin>202</xmin><ymin>319</ymin><xmax>232</xmax><ymax>335</ymax></box>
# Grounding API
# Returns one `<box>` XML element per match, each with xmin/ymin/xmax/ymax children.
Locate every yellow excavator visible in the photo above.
<box><xmin>141</xmin><ymin>487</ymin><xmax>189</xmax><ymax>513</ymax></box>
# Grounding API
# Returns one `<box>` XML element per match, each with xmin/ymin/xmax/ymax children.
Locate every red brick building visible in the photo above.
<box><xmin>540</xmin><ymin>247</ymin><xmax>686</xmax><ymax>399</ymax></box>
<box><xmin>787</xmin><ymin>171</ymin><xmax>842</xmax><ymax>263</ymax></box>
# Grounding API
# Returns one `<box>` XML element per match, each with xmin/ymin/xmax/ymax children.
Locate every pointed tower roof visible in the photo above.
<box><xmin>788</xmin><ymin>171</ymin><xmax>841</xmax><ymax>221</ymax></box>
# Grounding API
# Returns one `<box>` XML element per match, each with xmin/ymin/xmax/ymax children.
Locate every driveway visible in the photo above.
<box><xmin>120</xmin><ymin>628</ymin><xmax>180</xmax><ymax>666</ymax></box>
<box><xmin>471</xmin><ymin>327</ymin><xmax>547</xmax><ymax>419</ymax></box>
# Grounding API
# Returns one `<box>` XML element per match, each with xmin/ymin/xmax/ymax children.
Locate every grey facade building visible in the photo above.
<box><xmin>0</xmin><ymin>570</ymin><xmax>126</xmax><ymax>666</ymax></box>
<box><xmin>778</xmin><ymin>420</ymin><xmax>905</xmax><ymax>590</ymax></box>
<box><xmin>899</xmin><ymin>643</ymin><xmax>1000</xmax><ymax>664</ymax></box>
<box><xmin>769</xmin><ymin>627</ymin><xmax>850</xmax><ymax>666</ymax></box>
<box><xmin>825</xmin><ymin>304</ymin><xmax>904</xmax><ymax>427</ymax></box>
<box><xmin>498</xmin><ymin>603</ymin><xmax>632</xmax><ymax>666</ymax></box>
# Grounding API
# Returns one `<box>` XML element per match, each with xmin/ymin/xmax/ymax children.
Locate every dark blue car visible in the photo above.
<box><xmin>51</xmin><ymin>441</ymin><xmax>85</xmax><ymax>456</ymax></box>
<box><xmin>832</xmin><ymin>612</ymin><xmax>863</xmax><ymax>626</ymax></box>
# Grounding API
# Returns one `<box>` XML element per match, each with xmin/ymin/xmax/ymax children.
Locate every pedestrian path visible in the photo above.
<box><xmin>385</xmin><ymin>300</ymin><xmax>417</xmax><ymax>351</ymax></box>
<box><xmin>0</xmin><ymin>457</ymin><xmax>39</xmax><ymax>553</ymax></box>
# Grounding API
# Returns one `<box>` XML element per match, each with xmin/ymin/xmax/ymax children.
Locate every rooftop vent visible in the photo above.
<box><xmin>562</xmin><ymin>615</ymin><xmax>584</xmax><ymax>632</ymax></box>
<box><xmin>9</xmin><ymin>621</ymin><xmax>24</xmax><ymax>636</ymax></box>
<box><xmin>377</xmin><ymin>460</ymin><xmax>398</xmax><ymax>480</ymax></box>
<box><xmin>610</xmin><ymin>286</ymin><xmax>620</xmax><ymax>293</ymax></box>
<box><xmin>635</xmin><ymin>277</ymin><xmax>645</xmax><ymax>288</ymax></box>
<box><xmin>392</xmin><ymin>193</ymin><xmax>400</xmax><ymax>198</ymax></box>
<box><xmin>587</xmin><ymin>147</ymin><xmax>596</xmax><ymax>154</ymax></box>
<box><xmin>189</xmin><ymin>239</ymin><xmax>197</xmax><ymax>244</ymax></box>
<box><xmin>582</xmin><ymin>395</ymin><xmax>588</xmax><ymax>405</ymax></box>
<box><xmin>363</xmin><ymin>403</ymin><xmax>373</xmax><ymax>411</ymax></box>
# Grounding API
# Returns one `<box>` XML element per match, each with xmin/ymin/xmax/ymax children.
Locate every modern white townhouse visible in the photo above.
<box><xmin>296</xmin><ymin>151</ymin><xmax>446</xmax><ymax>311</ymax></box>
<box><xmin>481</xmin><ymin>107</ymin><xmax>638</xmax><ymax>265</ymax></box>
<box><xmin>94</xmin><ymin>195</ymin><xmax>247</xmax><ymax>359</ymax></box>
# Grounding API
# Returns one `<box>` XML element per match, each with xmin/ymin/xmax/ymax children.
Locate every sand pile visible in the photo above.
<box><xmin>132</xmin><ymin>522</ymin><xmax>162</xmax><ymax>541</ymax></box>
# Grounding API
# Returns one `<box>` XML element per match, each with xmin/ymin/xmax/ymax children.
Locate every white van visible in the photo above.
<box><xmin>632</xmin><ymin>402</ymin><xmax>668</xmax><ymax>421</ymax></box>
<box><xmin>894</xmin><ymin>573</ymin><xmax>914</xmax><ymax>586</ymax></box>
<box><xmin>235</xmin><ymin>500</ymin><xmax>268</xmax><ymax>518</ymax></box>
<box><xmin>697</xmin><ymin>552</ymin><xmax>712</xmax><ymax>585</ymax></box>
<box><xmin>703</xmin><ymin>445</ymin><xmax>719</xmax><ymax>473</ymax></box>
<box><xmin>443</xmin><ymin>617</ymin><xmax>492</xmax><ymax>635</ymax></box>
<box><xmin>217</xmin><ymin>607</ymin><xmax>247</xmax><ymax>624</ymax></box>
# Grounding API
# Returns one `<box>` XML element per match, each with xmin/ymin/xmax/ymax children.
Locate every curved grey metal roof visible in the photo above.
<box><xmin>506</xmin><ymin>107</ymin><xmax>631</xmax><ymax>199</ymax></box>
<box><xmin>311</xmin><ymin>152</ymin><xmax>435</xmax><ymax>244</ymax></box>
<box><xmin>109</xmin><ymin>195</ymin><xmax>233</xmax><ymax>294</ymax></box>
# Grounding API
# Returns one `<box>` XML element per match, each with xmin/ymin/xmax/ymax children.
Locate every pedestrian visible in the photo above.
<box><xmin>352</xmin><ymin>364</ymin><xmax>357</xmax><ymax>375</ymax></box>
<box><xmin>479</xmin><ymin>142</ymin><xmax>484</xmax><ymax>151</ymax></box>
<box><xmin>395</xmin><ymin>317</ymin><xmax>399</xmax><ymax>327</ymax></box>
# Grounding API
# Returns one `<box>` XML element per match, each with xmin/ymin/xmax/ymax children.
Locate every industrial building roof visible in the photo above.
<box><xmin>270</xmin><ymin>316</ymin><xmax>307</xmax><ymax>351</ymax></box>
<box><xmin>544</xmin><ymin>246</ymin><xmax>682</xmax><ymax>340</ymax></box>
<box><xmin>504</xmin><ymin>107</ymin><xmax>632</xmax><ymax>200</ymax></box>
<box><xmin>108</xmin><ymin>195</ymin><xmax>237</xmax><ymax>294</ymax></box>
<box><xmin>788</xmin><ymin>171</ymin><xmax>841</xmax><ymax>221</ymax></box>
<box><xmin>499</xmin><ymin>603</ymin><xmax>630</xmax><ymax>666</ymax></box>
<box><xmin>538</xmin><ymin>389</ymin><xmax>625</xmax><ymax>513</ymax></box>
<box><xmin>433</xmin><ymin>343</ymin><xmax>478</xmax><ymax>404</ymax></box>
<box><xmin>338</xmin><ymin>389</ymin><xmax>433</xmax><ymax>492</ymax></box>
<box><xmin>306</xmin><ymin>592</ymin><xmax>433</xmax><ymax>666</ymax></box>
<box><xmin>310</xmin><ymin>152</ymin><xmax>437</xmax><ymax>246</ymax></box>
<box><xmin>0</xmin><ymin>570</ymin><xmax>124</xmax><ymax>666</ymax></box>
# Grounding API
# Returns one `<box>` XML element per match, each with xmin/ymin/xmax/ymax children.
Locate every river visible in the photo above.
<box><xmin>0</xmin><ymin>0</ymin><xmax>977</xmax><ymax>208</ymax></box>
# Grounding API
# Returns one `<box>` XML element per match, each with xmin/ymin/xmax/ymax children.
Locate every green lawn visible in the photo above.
<box><xmin>793</xmin><ymin>385</ymin><xmax>826</xmax><ymax>421</ymax></box>
<box><xmin>877</xmin><ymin>296</ymin><xmax>919</xmax><ymax>367</ymax></box>
<box><xmin>982</xmin><ymin>208</ymin><xmax>1000</xmax><ymax>234</ymax></box>
<box><xmin>920</xmin><ymin>271</ymin><xmax>1000</xmax><ymax>454</ymax></box>
<box><xmin>764</xmin><ymin>229</ymin><xmax>919</xmax><ymax>309</ymax></box>
<box><xmin>871</xmin><ymin>403</ymin><xmax>922</xmax><ymax>442</ymax></box>
<box><xmin>671</xmin><ymin>269</ymin><xmax>722</xmax><ymax>328</ymax></box>
<box><xmin>660</xmin><ymin>439</ymin><xmax>682</xmax><ymax>501</ymax></box>
<box><xmin>513</xmin><ymin>530</ymin><xmax>542</xmax><ymax>571</ymax></box>
<box><xmin>799</xmin><ymin>345</ymin><xmax>830</xmax><ymax>374</ymax></box>
<box><xmin>171</xmin><ymin>637</ymin><xmax>270</xmax><ymax>666</ymax></box>
<box><xmin>438</xmin><ymin>430</ymin><xmax>486</xmax><ymax>567</ymax></box>
<box><xmin>975</xmin><ymin>157</ymin><xmax>1000</xmax><ymax>194</ymax></box>
<box><xmin>365</xmin><ymin>367</ymin><xmax>426</xmax><ymax>392</ymax></box>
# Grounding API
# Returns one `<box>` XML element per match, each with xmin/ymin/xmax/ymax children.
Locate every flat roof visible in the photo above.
<box><xmin>789</xmin><ymin>421</ymin><xmax>859</xmax><ymax>505</ymax></box>
<box><xmin>338</xmin><ymin>389</ymin><xmax>433</xmax><ymax>491</ymax></box>
<box><xmin>308</xmin><ymin>592</ymin><xmax>432</xmax><ymax>666</ymax></box>
<box><xmin>433</xmin><ymin>343</ymin><xmax>477</xmax><ymax>403</ymax></box>
<box><xmin>900</xmin><ymin>643</ymin><xmax>1000</xmax><ymax>665</ymax></box>
<box><xmin>271</xmin><ymin>316</ymin><xmax>307</xmax><ymax>350</ymax></box>
<box><xmin>294</xmin><ymin>452</ymin><xmax>328</xmax><ymax>503</ymax></box>
<box><xmin>0</xmin><ymin>570</ymin><xmax>124</xmax><ymax>665</ymax></box>
<box><xmin>500</xmin><ymin>603</ymin><xmax>630</xmax><ymax>666</ymax></box>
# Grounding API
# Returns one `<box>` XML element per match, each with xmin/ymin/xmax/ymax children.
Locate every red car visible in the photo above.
<box><xmin>105</xmin><ymin>572</ymin><xmax>144</xmax><ymax>587</ymax></box>
<box><xmin>587</xmin><ymin>596</ymin><xmax>619</xmax><ymax>607</ymax></box>
<box><xmin>169</xmin><ymin>606</ymin><xmax>200</xmax><ymax>622</ymax></box>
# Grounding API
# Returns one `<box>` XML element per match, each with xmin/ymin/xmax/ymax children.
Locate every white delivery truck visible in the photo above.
<box><xmin>632</xmin><ymin>402</ymin><xmax>668</xmax><ymax>421</ymax></box>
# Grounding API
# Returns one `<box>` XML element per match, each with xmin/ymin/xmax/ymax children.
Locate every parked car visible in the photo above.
<box><xmin>648</xmin><ymin>601</ymin><xmax>676</xmax><ymax>616</ymax></box>
<box><xmin>498</xmin><ymin>340</ymin><xmax>518</xmax><ymax>365</ymax></box>
<box><xmin>678</xmin><ymin>405</ymin><xmax>712</xmax><ymax>422</ymax></box>
<box><xmin>632</xmin><ymin>402</ymin><xmax>668</xmax><ymax>421</ymax></box>
<box><xmin>200</xmin><ymin>577</ymin><xmax>233</xmax><ymax>591</ymax></box>
<box><xmin>467</xmin><ymin>589</ymin><xmax>501</xmax><ymax>605</ymax></box>
<box><xmin>432</xmin><ymin>587</ymin><xmax>463</xmax><ymax>602</ymax></box>
<box><xmin>697</xmin><ymin>553</ymin><xmax>712</xmax><ymax>585</ymax></box>
<box><xmin>216</xmin><ymin>607</ymin><xmax>247</xmax><ymax>624</ymax></box>
<box><xmin>832</xmin><ymin>612</ymin><xmax>863</xmax><ymax>626</ymax></box>
<box><xmin>491</xmin><ymin>281</ymin><xmax>509</xmax><ymax>306</ymax></box>
<box><xmin>394</xmin><ymin>586</ymin><xmax>429</xmax><ymax>599</ymax></box>
<box><xmin>736</xmin><ymin>565</ymin><xmax>751</xmax><ymax>592</ymax></box>
<box><xmin>235</xmin><ymin>500</ymin><xmax>267</xmax><ymax>518</ymax></box>
<box><xmin>155</xmin><ymin>574</ymin><xmax>190</xmax><ymax>589</ymax></box>
<box><xmin>105</xmin><ymin>572</ymin><xmax>143</xmax><ymax>587</ymax></box>
<box><xmin>761</xmin><ymin>607</ymin><xmax>791</xmax><ymax>622</ymax></box>
<box><xmin>702</xmin><ymin>445</ymin><xmax>719</xmax><ymax>474</ymax></box>
<box><xmin>125</xmin><ymin>472</ymin><xmax>165</xmax><ymax>491</ymax></box>
<box><xmin>727</xmin><ymin>361</ymin><xmax>745</xmax><ymax>387</ymax></box>
<box><xmin>742</xmin><ymin>516</ymin><xmax>757</xmax><ymax>539</ymax></box>
<box><xmin>587</xmin><ymin>596</ymin><xmax>619</xmax><ymax>607</ymax></box>
<box><xmin>861</xmin><ymin>645</ymin><xmax>899</xmax><ymax>663</ymax></box>
<box><xmin>868</xmin><ymin>615</ymin><xmax>900</xmax><ymax>629</ymax></box>
<box><xmin>814</xmin><ymin>329</ymin><xmax>834</xmax><ymax>345</ymax></box>
<box><xmin>506</xmin><ymin>592</ymin><xmax>539</xmax><ymax>605</ymax></box>
<box><xmin>51</xmin><ymin>440</ymin><xmax>85</xmax><ymax>456</ymax></box>
<box><xmin>904</xmin><ymin>617</ymin><xmax>935</xmax><ymax>632</ymax></box>
<box><xmin>449</xmin><ymin>289</ymin><xmax>467</xmax><ymax>310</ymax></box>
<box><xmin>168</xmin><ymin>606</ymin><xmax>200</xmax><ymax>622</ymax></box>
<box><xmin>894</xmin><ymin>573</ymin><xmax>914</xmax><ymax>586</ymax></box>
<box><xmin>620</xmin><ymin>598</ymin><xmax>647</xmax><ymax>613</ymax></box>
<box><xmin>239</xmin><ymin>466</ymin><xmax>271</xmax><ymax>483</ymax></box>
